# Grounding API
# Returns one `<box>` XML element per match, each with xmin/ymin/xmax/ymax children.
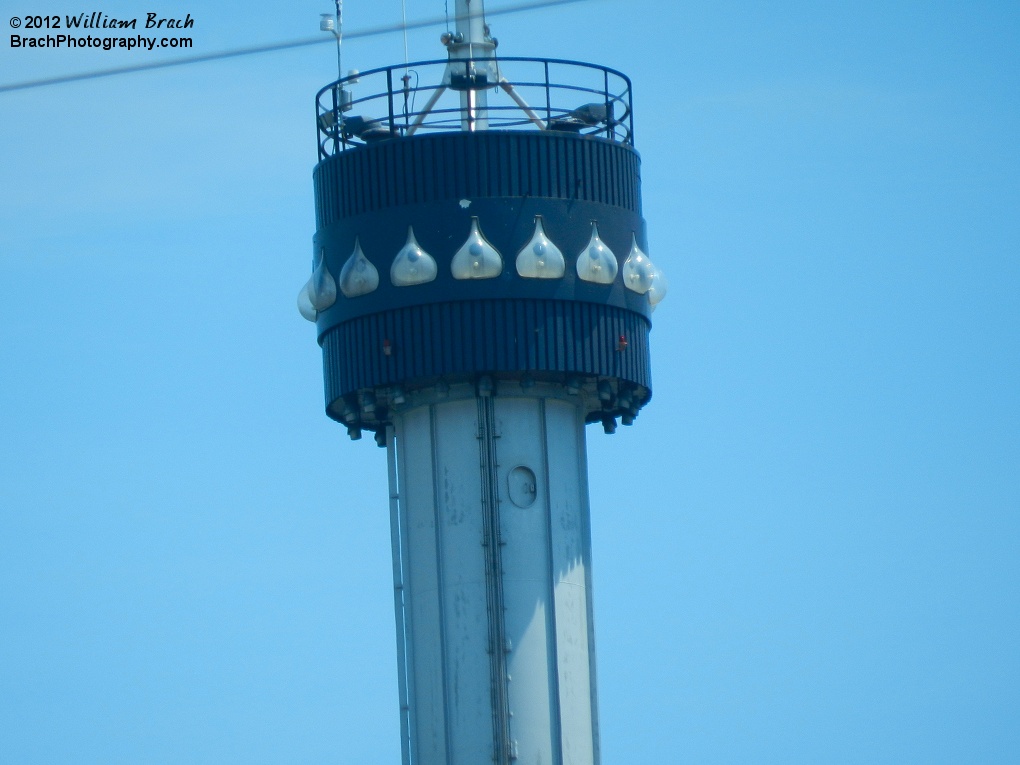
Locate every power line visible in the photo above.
<box><xmin>0</xmin><ymin>0</ymin><xmax>596</xmax><ymax>94</ymax></box>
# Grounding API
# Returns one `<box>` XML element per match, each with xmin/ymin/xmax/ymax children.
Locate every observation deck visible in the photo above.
<box><xmin>315</xmin><ymin>56</ymin><xmax>634</xmax><ymax>157</ymax></box>
<box><xmin>304</xmin><ymin>56</ymin><xmax>662</xmax><ymax>438</ymax></box>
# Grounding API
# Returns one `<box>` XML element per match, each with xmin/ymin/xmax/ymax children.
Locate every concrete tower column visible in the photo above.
<box><xmin>390</xmin><ymin>384</ymin><xmax>598</xmax><ymax>764</ymax></box>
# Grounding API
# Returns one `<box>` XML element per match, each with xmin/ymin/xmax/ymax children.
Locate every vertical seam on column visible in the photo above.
<box><xmin>398</xmin><ymin>419</ymin><xmax>420</xmax><ymax>765</ymax></box>
<box><xmin>429</xmin><ymin>404</ymin><xmax>454</xmax><ymax>765</ymax></box>
<box><xmin>540</xmin><ymin>398</ymin><xmax>565</xmax><ymax>765</ymax></box>
<box><xmin>577</xmin><ymin>412</ymin><xmax>601</xmax><ymax>765</ymax></box>
<box><xmin>479</xmin><ymin>395</ymin><xmax>512</xmax><ymax>763</ymax></box>
<box><xmin>387</xmin><ymin>424</ymin><xmax>413</xmax><ymax>765</ymax></box>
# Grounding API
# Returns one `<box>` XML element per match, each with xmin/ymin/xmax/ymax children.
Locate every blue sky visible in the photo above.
<box><xmin>1</xmin><ymin>1</ymin><xmax>1018</xmax><ymax>762</ymax></box>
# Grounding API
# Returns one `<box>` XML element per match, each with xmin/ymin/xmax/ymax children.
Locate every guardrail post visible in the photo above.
<box><xmin>386</xmin><ymin>68</ymin><xmax>395</xmax><ymax>135</ymax></box>
<box><xmin>603</xmin><ymin>69</ymin><xmax>611</xmax><ymax>141</ymax></box>
<box><xmin>332</xmin><ymin>84</ymin><xmax>342</xmax><ymax>154</ymax></box>
<box><xmin>544</xmin><ymin>61</ymin><xmax>552</xmax><ymax>126</ymax></box>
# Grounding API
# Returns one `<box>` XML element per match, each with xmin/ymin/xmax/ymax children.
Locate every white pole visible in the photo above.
<box><xmin>454</xmin><ymin>0</ymin><xmax>488</xmax><ymax>48</ymax></box>
<box><xmin>449</xmin><ymin>0</ymin><xmax>494</xmax><ymax>130</ymax></box>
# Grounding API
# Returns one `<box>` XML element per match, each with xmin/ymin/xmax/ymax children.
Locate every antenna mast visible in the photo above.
<box><xmin>444</xmin><ymin>0</ymin><xmax>496</xmax><ymax>129</ymax></box>
<box><xmin>453</xmin><ymin>0</ymin><xmax>489</xmax><ymax>51</ymax></box>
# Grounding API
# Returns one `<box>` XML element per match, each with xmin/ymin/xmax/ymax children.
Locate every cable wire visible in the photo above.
<box><xmin>1</xmin><ymin>0</ymin><xmax>594</xmax><ymax>94</ymax></box>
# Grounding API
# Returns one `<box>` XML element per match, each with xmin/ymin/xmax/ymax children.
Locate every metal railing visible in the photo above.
<box><xmin>315</xmin><ymin>56</ymin><xmax>634</xmax><ymax>159</ymax></box>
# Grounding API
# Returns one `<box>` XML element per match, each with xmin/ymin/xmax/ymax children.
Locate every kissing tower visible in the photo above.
<box><xmin>300</xmin><ymin>2</ymin><xmax>666</xmax><ymax>762</ymax></box>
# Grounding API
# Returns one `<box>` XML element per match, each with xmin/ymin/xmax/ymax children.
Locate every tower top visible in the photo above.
<box><xmin>302</xmin><ymin>7</ymin><xmax>666</xmax><ymax>441</ymax></box>
<box><xmin>315</xmin><ymin>55</ymin><xmax>634</xmax><ymax>153</ymax></box>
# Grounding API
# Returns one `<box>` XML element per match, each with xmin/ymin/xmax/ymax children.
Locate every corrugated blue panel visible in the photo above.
<box><xmin>312</xmin><ymin>132</ymin><xmax>642</xmax><ymax>227</ymax></box>
<box><xmin>321</xmin><ymin>299</ymin><xmax>651</xmax><ymax>407</ymax></box>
